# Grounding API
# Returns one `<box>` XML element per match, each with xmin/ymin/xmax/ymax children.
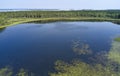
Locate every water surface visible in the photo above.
<box><xmin>0</xmin><ymin>22</ymin><xmax>120</xmax><ymax>76</ymax></box>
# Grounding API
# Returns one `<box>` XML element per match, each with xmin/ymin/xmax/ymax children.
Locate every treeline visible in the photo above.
<box><xmin>0</xmin><ymin>10</ymin><xmax>120</xmax><ymax>19</ymax></box>
<box><xmin>0</xmin><ymin>10</ymin><xmax>120</xmax><ymax>26</ymax></box>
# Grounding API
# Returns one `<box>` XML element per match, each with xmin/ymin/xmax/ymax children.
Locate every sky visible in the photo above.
<box><xmin>0</xmin><ymin>0</ymin><xmax>120</xmax><ymax>10</ymax></box>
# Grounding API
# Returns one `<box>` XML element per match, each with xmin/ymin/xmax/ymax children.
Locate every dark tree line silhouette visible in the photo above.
<box><xmin>0</xmin><ymin>10</ymin><xmax>120</xmax><ymax>19</ymax></box>
<box><xmin>0</xmin><ymin>10</ymin><xmax>120</xmax><ymax>26</ymax></box>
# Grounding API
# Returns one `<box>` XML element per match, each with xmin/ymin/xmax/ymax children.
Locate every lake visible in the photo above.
<box><xmin>0</xmin><ymin>22</ymin><xmax>120</xmax><ymax>76</ymax></box>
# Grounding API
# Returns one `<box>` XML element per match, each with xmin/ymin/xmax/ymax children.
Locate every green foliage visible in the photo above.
<box><xmin>0</xmin><ymin>10</ymin><xmax>120</xmax><ymax>28</ymax></box>
<box><xmin>0</xmin><ymin>10</ymin><xmax>120</xmax><ymax>19</ymax></box>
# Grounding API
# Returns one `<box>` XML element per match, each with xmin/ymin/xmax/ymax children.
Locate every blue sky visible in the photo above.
<box><xmin>0</xmin><ymin>0</ymin><xmax>120</xmax><ymax>10</ymax></box>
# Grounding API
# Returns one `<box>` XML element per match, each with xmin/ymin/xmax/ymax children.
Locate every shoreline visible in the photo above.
<box><xmin>0</xmin><ymin>17</ymin><xmax>120</xmax><ymax>28</ymax></box>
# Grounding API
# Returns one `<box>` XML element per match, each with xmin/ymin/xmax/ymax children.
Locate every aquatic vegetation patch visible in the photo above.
<box><xmin>50</xmin><ymin>60</ymin><xmax>120</xmax><ymax>76</ymax></box>
<box><xmin>0</xmin><ymin>67</ymin><xmax>12</xmax><ymax>76</ymax></box>
<box><xmin>89</xmin><ymin>51</ymin><xmax>108</xmax><ymax>65</ymax></box>
<box><xmin>108</xmin><ymin>41</ymin><xmax>120</xmax><ymax>64</ymax></box>
<box><xmin>72</xmin><ymin>41</ymin><xmax>92</xmax><ymax>55</ymax></box>
<box><xmin>114</xmin><ymin>37</ymin><xmax>120</xmax><ymax>42</ymax></box>
<box><xmin>50</xmin><ymin>41</ymin><xmax>120</xmax><ymax>76</ymax></box>
<box><xmin>0</xmin><ymin>67</ymin><xmax>33</xmax><ymax>76</ymax></box>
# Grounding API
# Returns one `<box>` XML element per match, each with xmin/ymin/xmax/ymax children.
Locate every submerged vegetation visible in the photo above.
<box><xmin>0</xmin><ymin>40</ymin><xmax>120</xmax><ymax>76</ymax></box>
<box><xmin>50</xmin><ymin>40</ymin><xmax>120</xmax><ymax>76</ymax></box>
<box><xmin>50</xmin><ymin>60</ymin><xmax>120</xmax><ymax>76</ymax></box>
<box><xmin>0</xmin><ymin>10</ymin><xmax>120</xmax><ymax>28</ymax></box>
<box><xmin>0</xmin><ymin>67</ymin><xmax>12</xmax><ymax>76</ymax></box>
<box><xmin>108</xmin><ymin>41</ymin><xmax>120</xmax><ymax>64</ymax></box>
<box><xmin>0</xmin><ymin>67</ymin><xmax>34</xmax><ymax>76</ymax></box>
<box><xmin>72</xmin><ymin>40</ymin><xmax>92</xmax><ymax>55</ymax></box>
<box><xmin>114</xmin><ymin>37</ymin><xmax>120</xmax><ymax>42</ymax></box>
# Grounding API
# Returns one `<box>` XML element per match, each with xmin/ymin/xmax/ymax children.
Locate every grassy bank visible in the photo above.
<box><xmin>0</xmin><ymin>17</ymin><xmax>120</xmax><ymax>28</ymax></box>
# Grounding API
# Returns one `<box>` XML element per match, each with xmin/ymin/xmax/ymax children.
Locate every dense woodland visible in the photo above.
<box><xmin>0</xmin><ymin>10</ymin><xmax>120</xmax><ymax>26</ymax></box>
<box><xmin>0</xmin><ymin>10</ymin><xmax>120</xmax><ymax>18</ymax></box>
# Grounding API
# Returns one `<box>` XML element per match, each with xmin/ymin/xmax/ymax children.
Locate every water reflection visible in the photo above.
<box><xmin>54</xmin><ymin>22</ymin><xmax>88</xmax><ymax>31</ymax></box>
<box><xmin>28</xmin><ymin>20</ymin><xmax>120</xmax><ymax>26</ymax></box>
<box><xmin>112</xmin><ymin>21</ymin><xmax>120</xmax><ymax>25</ymax></box>
<box><xmin>0</xmin><ymin>27</ymin><xmax>6</xmax><ymax>33</ymax></box>
<box><xmin>27</xmin><ymin>20</ymin><xmax>59</xmax><ymax>24</ymax></box>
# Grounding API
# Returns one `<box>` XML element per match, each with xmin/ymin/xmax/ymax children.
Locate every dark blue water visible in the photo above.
<box><xmin>0</xmin><ymin>22</ymin><xmax>120</xmax><ymax>76</ymax></box>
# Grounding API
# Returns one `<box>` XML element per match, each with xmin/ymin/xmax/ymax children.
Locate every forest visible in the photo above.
<box><xmin>1</xmin><ymin>10</ymin><xmax>120</xmax><ymax>18</ymax></box>
<box><xmin>0</xmin><ymin>10</ymin><xmax>120</xmax><ymax>28</ymax></box>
